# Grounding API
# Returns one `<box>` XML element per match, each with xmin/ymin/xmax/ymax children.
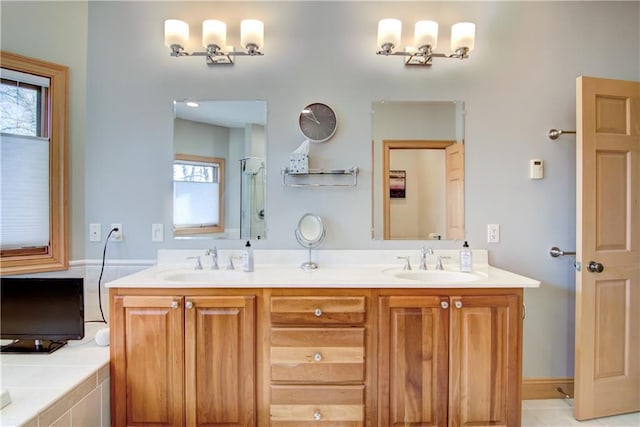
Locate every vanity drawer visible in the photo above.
<box><xmin>270</xmin><ymin>296</ymin><xmax>366</xmax><ymax>324</ymax></box>
<box><xmin>270</xmin><ymin>385</ymin><xmax>364</xmax><ymax>426</ymax></box>
<box><xmin>271</xmin><ymin>327</ymin><xmax>365</xmax><ymax>383</ymax></box>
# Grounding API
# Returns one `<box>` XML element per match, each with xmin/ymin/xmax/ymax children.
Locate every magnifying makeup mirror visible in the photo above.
<box><xmin>295</xmin><ymin>213</ymin><xmax>326</xmax><ymax>270</ymax></box>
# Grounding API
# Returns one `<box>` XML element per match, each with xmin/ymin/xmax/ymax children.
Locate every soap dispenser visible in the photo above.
<box><xmin>242</xmin><ymin>241</ymin><xmax>254</xmax><ymax>272</ymax></box>
<box><xmin>460</xmin><ymin>241</ymin><xmax>472</xmax><ymax>272</ymax></box>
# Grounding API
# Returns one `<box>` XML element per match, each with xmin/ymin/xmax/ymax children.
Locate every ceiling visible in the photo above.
<box><xmin>174</xmin><ymin>100</ymin><xmax>266</xmax><ymax>128</ymax></box>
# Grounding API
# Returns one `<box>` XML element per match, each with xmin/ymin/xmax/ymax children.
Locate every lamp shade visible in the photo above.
<box><xmin>241</xmin><ymin>19</ymin><xmax>264</xmax><ymax>49</ymax></box>
<box><xmin>202</xmin><ymin>20</ymin><xmax>226</xmax><ymax>48</ymax></box>
<box><xmin>164</xmin><ymin>19</ymin><xmax>189</xmax><ymax>47</ymax></box>
<box><xmin>451</xmin><ymin>22</ymin><xmax>475</xmax><ymax>51</ymax></box>
<box><xmin>377</xmin><ymin>19</ymin><xmax>402</xmax><ymax>48</ymax></box>
<box><xmin>415</xmin><ymin>20</ymin><xmax>438</xmax><ymax>49</ymax></box>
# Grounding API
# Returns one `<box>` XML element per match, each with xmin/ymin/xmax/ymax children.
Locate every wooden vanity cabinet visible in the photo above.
<box><xmin>378</xmin><ymin>289</ymin><xmax>523</xmax><ymax>427</ymax></box>
<box><xmin>110</xmin><ymin>286</ymin><xmax>525</xmax><ymax>427</ymax></box>
<box><xmin>110</xmin><ymin>290</ymin><xmax>256</xmax><ymax>427</ymax></box>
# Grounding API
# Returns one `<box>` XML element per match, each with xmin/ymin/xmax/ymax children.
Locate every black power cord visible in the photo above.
<box><xmin>87</xmin><ymin>227</ymin><xmax>118</xmax><ymax>324</ymax></box>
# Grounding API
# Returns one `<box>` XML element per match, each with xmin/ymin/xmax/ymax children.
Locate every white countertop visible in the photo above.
<box><xmin>106</xmin><ymin>249</ymin><xmax>540</xmax><ymax>289</ymax></box>
<box><xmin>0</xmin><ymin>323</ymin><xmax>110</xmax><ymax>426</ymax></box>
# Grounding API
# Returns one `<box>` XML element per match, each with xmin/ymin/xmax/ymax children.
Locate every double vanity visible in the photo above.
<box><xmin>107</xmin><ymin>249</ymin><xmax>539</xmax><ymax>426</ymax></box>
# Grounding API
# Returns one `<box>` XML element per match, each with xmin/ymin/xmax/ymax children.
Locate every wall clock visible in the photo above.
<box><xmin>298</xmin><ymin>102</ymin><xmax>337</xmax><ymax>143</ymax></box>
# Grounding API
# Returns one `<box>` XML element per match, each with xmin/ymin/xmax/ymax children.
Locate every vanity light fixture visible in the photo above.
<box><xmin>164</xmin><ymin>18</ymin><xmax>264</xmax><ymax>66</ymax></box>
<box><xmin>376</xmin><ymin>19</ymin><xmax>475</xmax><ymax>66</ymax></box>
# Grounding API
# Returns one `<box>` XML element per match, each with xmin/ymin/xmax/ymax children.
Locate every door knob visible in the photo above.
<box><xmin>587</xmin><ymin>261</ymin><xmax>604</xmax><ymax>273</ymax></box>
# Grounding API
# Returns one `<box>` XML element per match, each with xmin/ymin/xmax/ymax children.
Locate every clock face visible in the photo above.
<box><xmin>298</xmin><ymin>103</ymin><xmax>337</xmax><ymax>142</ymax></box>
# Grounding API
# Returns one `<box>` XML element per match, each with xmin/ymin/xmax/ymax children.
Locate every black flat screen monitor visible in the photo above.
<box><xmin>0</xmin><ymin>277</ymin><xmax>85</xmax><ymax>353</ymax></box>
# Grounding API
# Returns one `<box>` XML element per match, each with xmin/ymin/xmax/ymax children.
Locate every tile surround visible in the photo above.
<box><xmin>0</xmin><ymin>324</ymin><xmax>109</xmax><ymax>427</ymax></box>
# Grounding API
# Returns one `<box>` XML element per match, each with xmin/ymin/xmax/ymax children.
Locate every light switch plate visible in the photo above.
<box><xmin>89</xmin><ymin>223</ymin><xmax>101</xmax><ymax>242</ymax></box>
<box><xmin>152</xmin><ymin>223</ymin><xmax>164</xmax><ymax>242</ymax></box>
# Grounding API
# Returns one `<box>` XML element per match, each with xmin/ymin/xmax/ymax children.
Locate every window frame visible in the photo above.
<box><xmin>0</xmin><ymin>51</ymin><xmax>69</xmax><ymax>275</ymax></box>
<box><xmin>173</xmin><ymin>153</ymin><xmax>225</xmax><ymax>236</ymax></box>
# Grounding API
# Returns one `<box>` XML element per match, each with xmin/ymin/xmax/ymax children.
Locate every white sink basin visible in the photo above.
<box><xmin>161</xmin><ymin>270</ymin><xmax>245</xmax><ymax>282</ymax></box>
<box><xmin>382</xmin><ymin>268</ymin><xmax>485</xmax><ymax>283</ymax></box>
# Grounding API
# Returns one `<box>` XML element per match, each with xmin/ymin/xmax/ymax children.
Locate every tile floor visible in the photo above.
<box><xmin>522</xmin><ymin>399</ymin><xmax>640</xmax><ymax>426</ymax></box>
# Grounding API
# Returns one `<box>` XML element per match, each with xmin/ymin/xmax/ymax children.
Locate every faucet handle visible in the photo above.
<box><xmin>187</xmin><ymin>256</ymin><xmax>203</xmax><ymax>270</ymax></box>
<box><xmin>397</xmin><ymin>256</ymin><xmax>412</xmax><ymax>271</ymax></box>
<box><xmin>435</xmin><ymin>256</ymin><xmax>451</xmax><ymax>271</ymax></box>
<box><xmin>226</xmin><ymin>256</ymin><xmax>236</xmax><ymax>270</ymax></box>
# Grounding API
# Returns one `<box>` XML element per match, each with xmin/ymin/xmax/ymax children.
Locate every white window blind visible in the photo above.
<box><xmin>0</xmin><ymin>133</ymin><xmax>50</xmax><ymax>249</ymax></box>
<box><xmin>173</xmin><ymin>181</ymin><xmax>220</xmax><ymax>226</ymax></box>
<box><xmin>0</xmin><ymin>68</ymin><xmax>50</xmax><ymax>88</ymax></box>
<box><xmin>173</xmin><ymin>160</ymin><xmax>220</xmax><ymax>227</ymax></box>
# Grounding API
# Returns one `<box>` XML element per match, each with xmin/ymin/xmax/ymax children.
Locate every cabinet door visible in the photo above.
<box><xmin>448</xmin><ymin>295</ymin><xmax>520</xmax><ymax>427</ymax></box>
<box><xmin>111</xmin><ymin>295</ymin><xmax>184</xmax><ymax>427</ymax></box>
<box><xmin>185</xmin><ymin>296</ymin><xmax>256</xmax><ymax>427</ymax></box>
<box><xmin>378</xmin><ymin>296</ymin><xmax>449</xmax><ymax>427</ymax></box>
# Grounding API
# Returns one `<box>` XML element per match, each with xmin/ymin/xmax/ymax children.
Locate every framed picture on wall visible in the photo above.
<box><xmin>389</xmin><ymin>170</ymin><xmax>406</xmax><ymax>198</ymax></box>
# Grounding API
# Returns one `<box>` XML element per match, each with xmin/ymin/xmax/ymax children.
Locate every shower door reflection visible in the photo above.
<box><xmin>240</xmin><ymin>157</ymin><xmax>266</xmax><ymax>240</ymax></box>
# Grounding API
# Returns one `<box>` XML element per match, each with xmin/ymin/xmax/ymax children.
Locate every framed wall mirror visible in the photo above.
<box><xmin>172</xmin><ymin>100</ymin><xmax>267</xmax><ymax>240</ymax></box>
<box><xmin>371</xmin><ymin>101</ymin><xmax>465</xmax><ymax>240</ymax></box>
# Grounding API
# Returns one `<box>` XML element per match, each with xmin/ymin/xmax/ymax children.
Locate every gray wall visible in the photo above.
<box><xmin>1</xmin><ymin>1</ymin><xmax>88</xmax><ymax>261</ymax></box>
<box><xmin>2</xmin><ymin>1</ymin><xmax>639</xmax><ymax>379</ymax></box>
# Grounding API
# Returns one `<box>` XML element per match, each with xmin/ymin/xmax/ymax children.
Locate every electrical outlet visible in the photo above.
<box><xmin>110</xmin><ymin>223</ymin><xmax>123</xmax><ymax>241</ymax></box>
<box><xmin>487</xmin><ymin>224</ymin><xmax>500</xmax><ymax>243</ymax></box>
<box><xmin>152</xmin><ymin>223</ymin><xmax>164</xmax><ymax>242</ymax></box>
<box><xmin>89</xmin><ymin>223</ymin><xmax>101</xmax><ymax>242</ymax></box>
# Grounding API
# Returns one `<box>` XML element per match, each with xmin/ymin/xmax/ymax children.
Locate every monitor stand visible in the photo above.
<box><xmin>0</xmin><ymin>339</ymin><xmax>67</xmax><ymax>354</ymax></box>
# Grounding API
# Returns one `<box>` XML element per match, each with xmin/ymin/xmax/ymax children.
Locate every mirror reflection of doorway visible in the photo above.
<box><xmin>382</xmin><ymin>140</ymin><xmax>464</xmax><ymax>240</ymax></box>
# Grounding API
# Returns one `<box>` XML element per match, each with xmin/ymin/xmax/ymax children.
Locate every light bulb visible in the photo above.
<box><xmin>164</xmin><ymin>19</ymin><xmax>188</xmax><ymax>47</ymax></box>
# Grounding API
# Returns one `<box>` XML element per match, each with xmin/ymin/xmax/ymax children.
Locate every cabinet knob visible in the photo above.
<box><xmin>171</xmin><ymin>301</ymin><xmax>179</xmax><ymax>309</ymax></box>
<box><xmin>313</xmin><ymin>352</ymin><xmax>323</xmax><ymax>362</ymax></box>
<box><xmin>454</xmin><ymin>300</ymin><xmax>463</xmax><ymax>309</ymax></box>
<box><xmin>185</xmin><ymin>301</ymin><xmax>194</xmax><ymax>309</ymax></box>
<box><xmin>440</xmin><ymin>301</ymin><xmax>449</xmax><ymax>309</ymax></box>
<box><xmin>313</xmin><ymin>410</ymin><xmax>321</xmax><ymax>420</ymax></box>
<box><xmin>314</xmin><ymin>307</ymin><xmax>322</xmax><ymax>317</ymax></box>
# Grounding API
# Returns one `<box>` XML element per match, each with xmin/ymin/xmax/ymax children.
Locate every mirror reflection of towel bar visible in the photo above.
<box><xmin>550</xmin><ymin>246</ymin><xmax>576</xmax><ymax>257</ymax></box>
<box><xmin>547</xmin><ymin>129</ymin><xmax>576</xmax><ymax>140</ymax></box>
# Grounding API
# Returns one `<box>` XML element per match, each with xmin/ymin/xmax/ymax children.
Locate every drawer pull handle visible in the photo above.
<box><xmin>185</xmin><ymin>301</ymin><xmax>193</xmax><ymax>309</ymax></box>
<box><xmin>171</xmin><ymin>301</ymin><xmax>179</xmax><ymax>309</ymax></box>
<box><xmin>454</xmin><ymin>300</ymin><xmax>463</xmax><ymax>309</ymax></box>
<box><xmin>314</xmin><ymin>307</ymin><xmax>322</xmax><ymax>317</ymax></box>
<box><xmin>313</xmin><ymin>410</ymin><xmax>321</xmax><ymax>420</ymax></box>
<box><xmin>440</xmin><ymin>301</ymin><xmax>449</xmax><ymax>309</ymax></box>
<box><xmin>313</xmin><ymin>352</ymin><xmax>323</xmax><ymax>362</ymax></box>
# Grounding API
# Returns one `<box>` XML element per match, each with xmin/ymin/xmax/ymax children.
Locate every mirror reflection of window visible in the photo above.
<box><xmin>173</xmin><ymin>154</ymin><xmax>225</xmax><ymax>236</ymax></box>
<box><xmin>172</xmin><ymin>100</ymin><xmax>267</xmax><ymax>240</ymax></box>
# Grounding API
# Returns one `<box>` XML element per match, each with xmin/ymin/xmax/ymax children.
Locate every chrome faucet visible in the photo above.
<box><xmin>419</xmin><ymin>247</ymin><xmax>433</xmax><ymax>270</ymax></box>
<box><xmin>397</xmin><ymin>256</ymin><xmax>412</xmax><ymax>271</ymax></box>
<box><xmin>206</xmin><ymin>247</ymin><xmax>219</xmax><ymax>270</ymax></box>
